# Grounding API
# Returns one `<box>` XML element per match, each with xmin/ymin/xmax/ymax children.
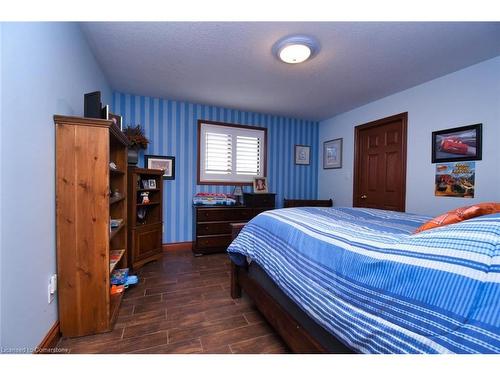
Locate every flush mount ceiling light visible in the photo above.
<box><xmin>272</xmin><ymin>35</ymin><xmax>319</xmax><ymax>64</ymax></box>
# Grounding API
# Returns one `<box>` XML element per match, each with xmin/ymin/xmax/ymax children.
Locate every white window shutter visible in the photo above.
<box><xmin>236</xmin><ymin>136</ymin><xmax>261</xmax><ymax>176</ymax></box>
<box><xmin>199</xmin><ymin>122</ymin><xmax>265</xmax><ymax>184</ymax></box>
<box><xmin>205</xmin><ymin>132</ymin><xmax>232</xmax><ymax>175</ymax></box>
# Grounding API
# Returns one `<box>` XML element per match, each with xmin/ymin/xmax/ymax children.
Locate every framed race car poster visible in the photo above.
<box><xmin>432</xmin><ymin>124</ymin><xmax>482</xmax><ymax>163</ymax></box>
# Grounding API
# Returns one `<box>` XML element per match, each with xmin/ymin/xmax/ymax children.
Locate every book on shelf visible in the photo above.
<box><xmin>110</xmin><ymin>218</ymin><xmax>123</xmax><ymax>228</ymax></box>
<box><xmin>109</xmin><ymin>249</ymin><xmax>125</xmax><ymax>272</ymax></box>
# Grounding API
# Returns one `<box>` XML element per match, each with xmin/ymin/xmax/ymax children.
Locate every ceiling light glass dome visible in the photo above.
<box><xmin>273</xmin><ymin>35</ymin><xmax>319</xmax><ymax>64</ymax></box>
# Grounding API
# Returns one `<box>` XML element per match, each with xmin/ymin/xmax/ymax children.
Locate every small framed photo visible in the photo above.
<box><xmin>253</xmin><ymin>177</ymin><xmax>268</xmax><ymax>194</ymax></box>
<box><xmin>108</xmin><ymin>113</ymin><xmax>123</xmax><ymax>130</ymax></box>
<box><xmin>323</xmin><ymin>138</ymin><xmax>342</xmax><ymax>169</ymax></box>
<box><xmin>101</xmin><ymin>104</ymin><xmax>109</xmax><ymax>120</ymax></box>
<box><xmin>147</xmin><ymin>179</ymin><xmax>157</xmax><ymax>189</ymax></box>
<box><xmin>432</xmin><ymin>124</ymin><xmax>482</xmax><ymax>163</ymax></box>
<box><xmin>144</xmin><ymin>155</ymin><xmax>175</xmax><ymax>180</ymax></box>
<box><xmin>295</xmin><ymin>145</ymin><xmax>310</xmax><ymax>165</ymax></box>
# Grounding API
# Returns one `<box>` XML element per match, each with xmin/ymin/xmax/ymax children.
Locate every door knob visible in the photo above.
<box><xmin>361</xmin><ymin>194</ymin><xmax>367</xmax><ymax>199</ymax></box>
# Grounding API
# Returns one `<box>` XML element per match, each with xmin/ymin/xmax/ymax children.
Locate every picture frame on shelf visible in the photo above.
<box><xmin>323</xmin><ymin>138</ymin><xmax>343</xmax><ymax>169</ymax></box>
<box><xmin>101</xmin><ymin>104</ymin><xmax>109</xmax><ymax>120</ymax></box>
<box><xmin>147</xmin><ymin>179</ymin><xmax>157</xmax><ymax>189</ymax></box>
<box><xmin>108</xmin><ymin>113</ymin><xmax>123</xmax><ymax>130</ymax></box>
<box><xmin>144</xmin><ymin>155</ymin><xmax>175</xmax><ymax>180</ymax></box>
<box><xmin>253</xmin><ymin>177</ymin><xmax>268</xmax><ymax>194</ymax></box>
<box><xmin>295</xmin><ymin>145</ymin><xmax>311</xmax><ymax>165</ymax></box>
<box><xmin>431</xmin><ymin>124</ymin><xmax>482</xmax><ymax>163</ymax></box>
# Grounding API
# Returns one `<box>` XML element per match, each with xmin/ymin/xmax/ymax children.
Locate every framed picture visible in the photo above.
<box><xmin>101</xmin><ymin>104</ymin><xmax>109</xmax><ymax>120</ymax></box>
<box><xmin>108</xmin><ymin>113</ymin><xmax>123</xmax><ymax>130</ymax></box>
<box><xmin>144</xmin><ymin>155</ymin><xmax>175</xmax><ymax>180</ymax></box>
<box><xmin>295</xmin><ymin>145</ymin><xmax>311</xmax><ymax>165</ymax></box>
<box><xmin>435</xmin><ymin>161</ymin><xmax>475</xmax><ymax>198</ymax></box>
<box><xmin>323</xmin><ymin>138</ymin><xmax>342</xmax><ymax>169</ymax></box>
<box><xmin>147</xmin><ymin>179</ymin><xmax>157</xmax><ymax>189</ymax></box>
<box><xmin>432</xmin><ymin>124</ymin><xmax>482</xmax><ymax>163</ymax></box>
<box><xmin>253</xmin><ymin>177</ymin><xmax>268</xmax><ymax>194</ymax></box>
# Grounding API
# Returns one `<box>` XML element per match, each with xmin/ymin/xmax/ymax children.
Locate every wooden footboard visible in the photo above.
<box><xmin>230</xmin><ymin>261</ymin><xmax>327</xmax><ymax>353</ymax></box>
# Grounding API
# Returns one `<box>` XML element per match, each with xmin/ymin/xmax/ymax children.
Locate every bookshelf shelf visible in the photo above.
<box><xmin>136</xmin><ymin>202</ymin><xmax>160</xmax><ymax>207</ymax></box>
<box><xmin>110</xmin><ymin>196</ymin><xmax>125</xmax><ymax>205</ymax></box>
<box><xmin>110</xmin><ymin>168</ymin><xmax>125</xmax><ymax>175</ymax></box>
<box><xmin>110</xmin><ymin>222</ymin><xmax>125</xmax><ymax>240</ymax></box>
<box><xmin>109</xmin><ymin>249</ymin><xmax>126</xmax><ymax>273</ymax></box>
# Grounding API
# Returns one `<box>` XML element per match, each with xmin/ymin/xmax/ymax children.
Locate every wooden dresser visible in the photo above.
<box><xmin>192</xmin><ymin>193</ymin><xmax>276</xmax><ymax>255</ymax></box>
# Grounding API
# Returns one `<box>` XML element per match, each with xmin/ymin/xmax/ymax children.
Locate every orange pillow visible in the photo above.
<box><xmin>414</xmin><ymin>202</ymin><xmax>500</xmax><ymax>233</ymax></box>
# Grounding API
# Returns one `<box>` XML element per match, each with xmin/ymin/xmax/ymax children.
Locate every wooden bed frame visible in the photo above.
<box><xmin>229</xmin><ymin>211</ymin><xmax>353</xmax><ymax>354</ymax></box>
<box><xmin>283</xmin><ymin>198</ymin><xmax>333</xmax><ymax>208</ymax></box>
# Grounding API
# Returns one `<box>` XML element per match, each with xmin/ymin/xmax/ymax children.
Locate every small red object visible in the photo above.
<box><xmin>110</xmin><ymin>285</ymin><xmax>125</xmax><ymax>295</ymax></box>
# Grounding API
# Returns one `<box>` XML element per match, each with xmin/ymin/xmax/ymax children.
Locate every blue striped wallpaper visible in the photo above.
<box><xmin>112</xmin><ymin>92</ymin><xmax>319</xmax><ymax>243</ymax></box>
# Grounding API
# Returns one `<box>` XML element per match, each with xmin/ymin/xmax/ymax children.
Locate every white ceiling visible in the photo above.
<box><xmin>81</xmin><ymin>22</ymin><xmax>500</xmax><ymax>121</ymax></box>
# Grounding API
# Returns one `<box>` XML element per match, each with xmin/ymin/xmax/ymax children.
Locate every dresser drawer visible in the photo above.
<box><xmin>196</xmin><ymin>208</ymin><xmax>253</xmax><ymax>222</ymax></box>
<box><xmin>197</xmin><ymin>222</ymin><xmax>235</xmax><ymax>235</ymax></box>
<box><xmin>196</xmin><ymin>235</ymin><xmax>233</xmax><ymax>249</ymax></box>
<box><xmin>243</xmin><ymin>193</ymin><xmax>276</xmax><ymax>208</ymax></box>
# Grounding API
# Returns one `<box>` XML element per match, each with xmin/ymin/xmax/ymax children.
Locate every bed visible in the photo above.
<box><xmin>227</xmin><ymin>207</ymin><xmax>500</xmax><ymax>353</ymax></box>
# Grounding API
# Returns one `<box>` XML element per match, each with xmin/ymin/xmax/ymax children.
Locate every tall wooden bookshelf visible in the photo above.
<box><xmin>55</xmin><ymin>115</ymin><xmax>129</xmax><ymax>338</ymax></box>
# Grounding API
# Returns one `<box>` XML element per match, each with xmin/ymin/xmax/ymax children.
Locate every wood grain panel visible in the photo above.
<box><xmin>368</xmin><ymin>134</ymin><xmax>379</xmax><ymax>149</ymax></box>
<box><xmin>195</xmin><ymin>235</ymin><xmax>232</xmax><ymax>249</ymax></box>
<box><xmin>74</xmin><ymin>125</ymin><xmax>110</xmax><ymax>334</ymax></box>
<box><xmin>386</xmin><ymin>129</ymin><xmax>399</xmax><ymax>145</ymax></box>
<box><xmin>56</xmin><ymin>123</ymin><xmax>78</xmax><ymax>337</ymax></box>
<box><xmin>385</xmin><ymin>151</ymin><xmax>399</xmax><ymax>193</ymax></box>
<box><xmin>367</xmin><ymin>153</ymin><xmax>379</xmax><ymax>191</ymax></box>
<box><xmin>133</xmin><ymin>224</ymin><xmax>163</xmax><ymax>261</ymax></box>
<box><xmin>197</xmin><ymin>208</ymin><xmax>253</xmax><ymax>222</ymax></box>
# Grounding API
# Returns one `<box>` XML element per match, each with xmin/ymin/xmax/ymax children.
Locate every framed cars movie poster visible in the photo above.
<box><xmin>432</xmin><ymin>124</ymin><xmax>482</xmax><ymax>163</ymax></box>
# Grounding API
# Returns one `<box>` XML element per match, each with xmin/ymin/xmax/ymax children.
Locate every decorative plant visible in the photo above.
<box><xmin>123</xmin><ymin>125</ymin><xmax>149</xmax><ymax>149</ymax></box>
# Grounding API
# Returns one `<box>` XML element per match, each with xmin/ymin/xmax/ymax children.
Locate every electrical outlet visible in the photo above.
<box><xmin>48</xmin><ymin>274</ymin><xmax>57</xmax><ymax>304</ymax></box>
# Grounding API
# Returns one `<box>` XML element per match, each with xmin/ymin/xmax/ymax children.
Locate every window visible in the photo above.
<box><xmin>198</xmin><ymin>121</ymin><xmax>266</xmax><ymax>184</ymax></box>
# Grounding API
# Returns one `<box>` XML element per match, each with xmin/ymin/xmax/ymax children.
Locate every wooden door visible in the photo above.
<box><xmin>353</xmin><ymin>113</ymin><xmax>407</xmax><ymax>212</ymax></box>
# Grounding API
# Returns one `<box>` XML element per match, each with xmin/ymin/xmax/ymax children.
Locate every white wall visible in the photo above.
<box><xmin>0</xmin><ymin>23</ymin><xmax>111</xmax><ymax>351</ymax></box>
<box><xmin>319</xmin><ymin>56</ymin><xmax>500</xmax><ymax>216</ymax></box>
<box><xmin>0</xmin><ymin>22</ymin><xmax>3</xmax><ymax>350</ymax></box>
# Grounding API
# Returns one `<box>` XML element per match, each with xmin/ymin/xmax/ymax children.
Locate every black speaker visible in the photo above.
<box><xmin>84</xmin><ymin>91</ymin><xmax>102</xmax><ymax>118</ymax></box>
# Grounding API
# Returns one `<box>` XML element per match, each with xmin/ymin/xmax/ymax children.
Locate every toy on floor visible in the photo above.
<box><xmin>111</xmin><ymin>268</ymin><xmax>129</xmax><ymax>285</ymax></box>
<box><xmin>110</xmin><ymin>285</ymin><xmax>125</xmax><ymax>295</ymax></box>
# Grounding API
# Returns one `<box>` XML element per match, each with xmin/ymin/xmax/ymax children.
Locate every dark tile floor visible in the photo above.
<box><xmin>57</xmin><ymin>249</ymin><xmax>289</xmax><ymax>354</ymax></box>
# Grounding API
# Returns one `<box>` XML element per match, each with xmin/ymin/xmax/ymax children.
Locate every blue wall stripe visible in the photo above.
<box><xmin>113</xmin><ymin>91</ymin><xmax>319</xmax><ymax>243</ymax></box>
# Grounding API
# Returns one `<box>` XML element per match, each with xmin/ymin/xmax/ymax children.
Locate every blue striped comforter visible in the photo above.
<box><xmin>227</xmin><ymin>207</ymin><xmax>500</xmax><ymax>353</ymax></box>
